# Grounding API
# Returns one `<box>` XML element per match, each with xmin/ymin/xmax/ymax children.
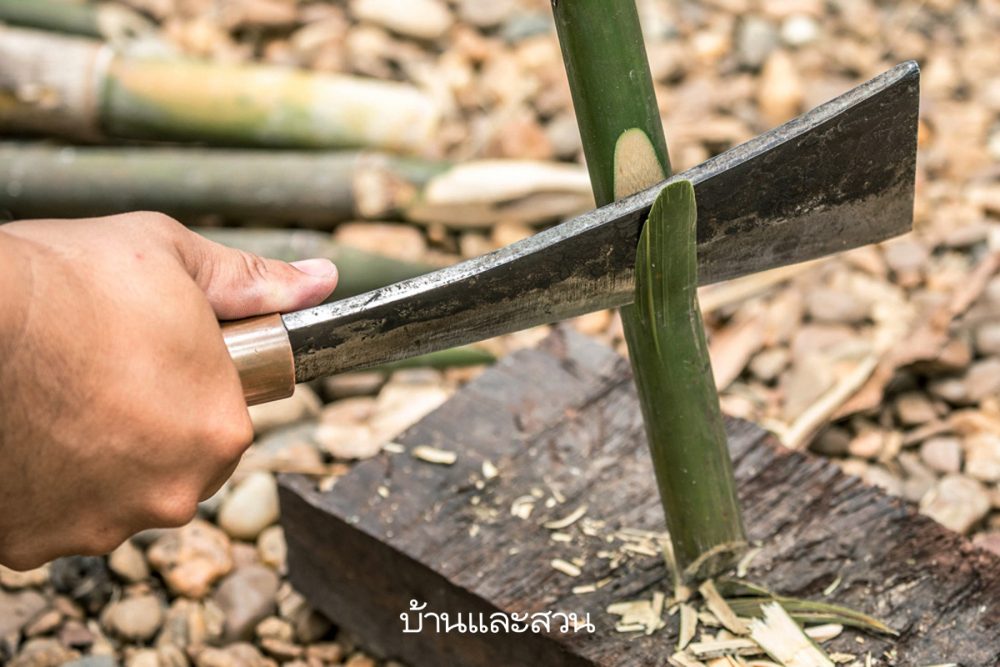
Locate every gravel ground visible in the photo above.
<box><xmin>2</xmin><ymin>0</ymin><xmax>998</xmax><ymax>665</ymax></box>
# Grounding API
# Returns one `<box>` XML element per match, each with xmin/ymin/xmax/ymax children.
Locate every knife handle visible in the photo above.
<box><xmin>220</xmin><ymin>313</ymin><xmax>296</xmax><ymax>406</ymax></box>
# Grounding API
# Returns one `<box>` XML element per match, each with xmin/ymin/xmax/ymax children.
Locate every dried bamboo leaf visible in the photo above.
<box><xmin>748</xmin><ymin>603</ymin><xmax>834</xmax><ymax>667</ymax></box>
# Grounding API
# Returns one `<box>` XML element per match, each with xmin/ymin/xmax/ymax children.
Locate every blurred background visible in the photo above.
<box><xmin>0</xmin><ymin>0</ymin><xmax>998</xmax><ymax>665</ymax></box>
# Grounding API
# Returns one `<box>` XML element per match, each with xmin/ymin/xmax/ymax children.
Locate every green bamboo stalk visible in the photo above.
<box><xmin>0</xmin><ymin>143</ymin><xmax>593</xmax><ymax>228</ymax></box>
<box><xmin>0</xmin><ymin>0</ymin><xmax>104</xmax><ymax>37</ymax></box>
<box><xmin>195</xmin><ymin>228</ymin><xmax>435</xmax><ymax>299</ymax></box>
<box><xmin>552</xmin><ymin>0</ymin><xmax>746</xmax><ymax>581</ymax></box>
<box><xmin>0</xmin><ymin>144</ymin><xmax>446</xmax><ymax>224</ymax></box>
<box><xmin>0</xmin><ymin>26</ymin><xmax>439</xmax><ymax>153</ymax></box>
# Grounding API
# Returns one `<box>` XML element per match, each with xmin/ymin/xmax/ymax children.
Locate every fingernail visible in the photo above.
<box><xmin>291</xmin><ymin>258</ymin><xmax>337</xmax><ymax>278</ymax></box>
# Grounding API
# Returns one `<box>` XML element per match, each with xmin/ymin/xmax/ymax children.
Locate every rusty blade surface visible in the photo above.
<box><xmin>285</xmin><ymin>62</ymin><xmax>920</xmax><ymax>382</ymax></box>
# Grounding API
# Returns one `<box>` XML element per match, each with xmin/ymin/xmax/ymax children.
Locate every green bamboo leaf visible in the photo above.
<box><xmin>725</xmin><ymin>596</ymin><xmax>897</xmax><ymax>636</ymax></box>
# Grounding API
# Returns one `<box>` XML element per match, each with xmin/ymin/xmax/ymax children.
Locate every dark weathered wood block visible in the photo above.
<box><xmin>280</xmin><ymin>330</ymin><xmax>1000</xmax><ymax>666</ymax></box>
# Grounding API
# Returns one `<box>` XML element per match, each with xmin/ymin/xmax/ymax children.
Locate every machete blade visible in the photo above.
<box><xmin>285</xmin><ymin>61</ymin><xmax>920</xmax><ymax>382</ymax></box>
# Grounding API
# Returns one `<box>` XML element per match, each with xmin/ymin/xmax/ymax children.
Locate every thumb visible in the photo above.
<box><xmin>182</xmin><ymin>238</ymin><xmax>338</xmax><ymax>320</ymax></box>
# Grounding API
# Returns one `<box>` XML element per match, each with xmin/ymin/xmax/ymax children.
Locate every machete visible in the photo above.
<box><xmin>222</xmin><ymin>61</ymin><xmax>920</xmax><ymax>405</ymax></box>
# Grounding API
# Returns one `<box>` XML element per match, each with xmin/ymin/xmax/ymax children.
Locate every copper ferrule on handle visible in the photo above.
<box><xmin>221</xmin><ymin>313</ymin><xmax>295</xmax><ymax>406</ymax></box>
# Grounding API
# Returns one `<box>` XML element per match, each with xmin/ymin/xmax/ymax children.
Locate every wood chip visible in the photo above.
<box><xmin>699</xmin><ymin>580</ymin><xmax>749</xmax><ymax>635</ymax></box>
<box><xmin>551</xmin><ymin>558</ymin><xmax>581</xmax><ymax>577</ymax></box>
<box><xmin>411</xmin><ymin>445</ymin><xmax>457</xmax><ymax>465</ymax></box>
<box><xmin>542</xmin><ymin>504</ymin><xmax>588</xmax><ymax>530</ymax></box>
<box><xmin>747</xmin><ymin>602</ymin><xmax>834</xmax><ymax>667</ymax></box>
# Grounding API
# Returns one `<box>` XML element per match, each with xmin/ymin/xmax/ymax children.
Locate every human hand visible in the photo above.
<box><xmin>0</xmin><ymin>212</ymin><xmax>337</xmax><ymax>569</ymax></box>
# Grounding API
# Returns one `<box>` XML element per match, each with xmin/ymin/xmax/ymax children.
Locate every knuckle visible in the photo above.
<box><xmin>205</xmin><ymin>414</ymin><xmax>254</xmax><ymax>461</ymax></box>
<box><xmin>239</xmin><ymin>251</ymin><xmax>272</xmax><ymax>283</ymax></box>
<box><xmin>147</xmin><ymin>490</ymin><xmax>200</xmax><ymax>528</ymax></box>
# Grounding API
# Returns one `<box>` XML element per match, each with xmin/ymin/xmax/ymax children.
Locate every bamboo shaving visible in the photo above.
<box><xmin>550</xmin><ymin>532</ymin><xmax>573</xmax><ymax>543</ymax></box>
<box><xmin>382</xmin><ymin>442</ymin><xmax>405</xmax><ymax>454</ymax></box>
<box><xmin>481</xmin><ymin>460</ymin><xmax>498</xmax><ymax>480</ymax></box>
<box><xmin>748</xmin><ymin>602</ymin><xmax>834</xmax><ymax>667</ymax></box>
<box><xmin>551</xmin><ymin>558</ymin><xmax>581</xmax><ymax>577</ymax></box>
<box><xmin>700</xmin><ymin>580</ymin><xmax>749</xmax><ymax>635</ymax></box>
<box><xmin>822</xmin><ymin>575</ymin><xmax>843</xmax><ymax>597</ymax></box>
<box><xmin>669</xmin><ymin>653</ymin><xmax>708</xmax><ymax>667</ymax></box>
<box><xmin>608</xmin><ymin>592</ymin><xmax>666</xmax><ymax>635</ymax></box>
<box><xmin>510</xmin><ymin>495</ymin><xmax>536</xmax><ymax>519</ymax></box>
<box><xmin>572</xmin><ymin>577</ymin><xmax>611</xmax><ymax>595</ymax></box>
<box><xmin>543</xmin><ymin>504</ymin><xmax>588</xmax><ymax>530</ymax></box>
<box><xmin>678</xmin><ymin>603</ymin><xmax>698</xmax><ymax>650</ymax></box>
<box><xmin>736</xmin><ymin>547</ymin><xmax>762</xmax><ymax>577</ymax></box>
<box><xmin>411</xmin><ymin>445</ymin><xmax>457</xmax><ymax>465</ymax></box>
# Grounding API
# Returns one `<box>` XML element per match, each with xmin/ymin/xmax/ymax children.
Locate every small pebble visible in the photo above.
<box><xmin>218</xmin><ymin>472</ymin><xmax>281</xmax><ymax>542</ymax></box>
<box><xmin>102</xmin><ymin>594</ymin><xmax>163</xmax><ymax>642</ymax></box>
<box><xmin>920</xmin><ymin>436</ymin><xmax>963</xmax><ymax>474</ymax></box>
<box><xmin>920</xmin><ymin>474</ymin><xmax>991</xmax><ymax>534</ymax></box>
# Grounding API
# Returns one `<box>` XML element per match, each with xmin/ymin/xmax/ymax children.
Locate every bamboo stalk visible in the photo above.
<box><xmin>195</xmin><ymin>228</ymin><xmax>434</xmax><ymax>299</ymax></box>
<box><xmin>0</xmin><ymin>0</ymin><xmax>156</xmax><ymax>42</ymax></box>
<box><xmin>552</xmin><ymin>0</ymin><xmax>746</xmax><ymax>581</ymax></box>
<box><xmin>0</xmin><ymin>143</ymin><xmax>593</xmax><ymax>227</ymax></box>
<box><xmin>0</xmin><ymin>25</ymin><xmax>439</xmax><ymax>153</ymax></box>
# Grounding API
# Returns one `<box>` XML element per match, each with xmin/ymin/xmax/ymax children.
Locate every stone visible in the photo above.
<box><xmin>321</xmin><ymin>372</ymin><xmax>385</xmax><ymax>400</ymax></box>
<box><xmin>370</xmin><ymin>379</ymin><xmax>452</xmax><ymax>442</ymax></box>
<box><xmin>964</xmin><ymin>358</ymin><xmax>1000</xmax><ymax>402</ymax></box>
<box><xmin>847</xmin><ymin>429</ymin><xmax>884</xmax><ymax>460</ymax></box>
<box><xmin>344</xmin><ymin>654</ymin><xmax>377</xmax><ymax>667</ymax></box>
<box><xmin>194</xmin><ymin>643</ymin><xmax>274</xmax><ymax>667</ymax></box>
<box><xmin>736</xmin><ymin>16</ymin><xmax>778</xmax><ymax>70</ymax></box>
<box><xmin>108</xmin><ymin>540</ymin><xmax>149</xmax><ymax>583</ymax></box>
<box><xmin>351</xmin><ymin>0</ymin><xmax>453</xmax><ymax>41</ymax></box>
<box><xmin>780</xmin><ymin>355</ymin><xmax>835</xmax><ymax>421</ymax></box>
<box><xmin>63</xmin><ymin>657</ymin><xmax>116</xmax><ymax>667</ymax></box>
<box><xmin>0</xmin><ymin>564</ymin><xmax>49</xmax><ymax>589</ymax></box>
<box><xmin>780</xmin><ymin>14</ymin><xmax>819</xmax><ymax>46</ymax></box>
<box><xmin>102</xmin><ymin>595</ymin><xmax>163</xmax><ymax>642</ymax></box>
<box><xmin>147</xmin><ymin>520</ymin><xmax>233</xmax><ymax>599</ymax></box>
<box><xmin>255</xmin><ymin>617</ymin><xmax>294</xmax><ymax>642</ymax></box>
<box><xmin>276</xmin><ymin>585</ymin><xmax>332</xmax><ymax>643</ymax></box>
<box><xmin>156</xmin><ymin>599</ymin><xmax>225</xmax><ymax>650</ymax></box>
<box><xmin>488</xmin><ymin>110</ymin><xmax>554</xmax><ymax>161</ymax></box>
<box><xmin>809</xmin><ymin>425</ymin><xmax>850</xmax><ymax>457</ymax></box>
<box><xmin>919</xmin><ymin>474</ymin><xmax>991</xmax><ymax>534</ymax></box>
<box><xmin>545</xmin><ymin>113</ymin><xmax>582</xmax><ymax>160</ymax></box>
<box><xmin>49</xmin><ymin>558</ymin><xmax>115</xmax><ymax>615</ymax></box>
<box><xmin>920</xmin><ymin>436</ymin><xmax>963</xmax><ymax>474</ymax></box>
<box><xmin>57</xmin><ymin>620</ymin><xmax>94</xmax><ymax>650</ymax></box>
<box><xmin>758</xmin><ymin>49</ymin><xmax>802</xmax><ymax>126</ymax></box>
<box><xmin>218</xmin><ymin>472</ymin><xmax>280</xmax><ymax>542</ymax></box>
<box><xmin>972</xmin><ymin>532</ymin><xmax>1000</xmax><ymax>557</ymax></box>
<box><xmin>9</xmin><ymin>639</ymin><xmax>79</xmax><ymax>667</ymax></box>
<box><xmin>862</xmin><ymin>465</ymin><xmax>903</xmax><ymax>497</ymax></box>
<box><xmin>259</xmin><ymin>638</ymin><xmax>302</xmax><ymax>661</ymax></box>
<box><xmin>248</xmin><ymin>385</ymin><xmax>322</xmax><ymax>436</ymax></box>
<box><xmin>974</xmin><ymin>321</ymin><xmax>1000</xmax><ymax>356</ymax></box>
<box><xmin>965</xmin><ymin>433</ymin><xmax>1000</xmax><ymax>482</ymax></box>
<box><xmin>256</xmin><ymin>526</ymin><xmax>287</xmax><ymax>573</ymax></box>
<box><xmin>127</xmin><ymin>650</ymin><xmax>160</xmax><ymax>667</ymax></box>
<box><xmin>806</xmin><ymin>287</ymin><xmax>869</xmax><ymax>323</ymax></box>
<box><xmin>23</xmin><ymin>608</ymin><xmax>61</xmax><ymax>637</ymax></box>
<box><xmin>334</xmin><ymin>223</ymin><xmax>428</xmax><ymax>263</ymax></box>
<box><xmin>894</xmin><ymin>391</ymin><xmax>938</xmax><ymax>426</ymax></box>
<box><xmin>212</xmin><ymin>565</ymin><xmax>280</xmax><ymax>642</ymax></box>
<box><xmin>306</xmin><ymin>644</ymin><xmax>344</xmax><ymax>663</ymax></box>
<box><xmin>458</xmin><ymin>0</ymin><xmax>517</xmax><ymax>29</ymax></box>
<box><xmin>749</xmin><ymin>346</ymin><xmax>789</xmax><ymax>382</ymax></box>
<box><xmin>898</xmin><ymin>452</ymin><xmax>937</xmax><ymax>503</ymax></box>
<box><xmin>883</xmin><ymin>238</ymin><xmax>928</xmax><ymax>285</ymax></box>
<box><xmin>314</xmin><ymin>422</ymin><xmax>381</xmax><ymax>460</ymax></box>
<box><xmin>0</xmin><ymin>589</ymin><xmax>47</xmax><ymax>638</ymax></box>
<box><xmin>928</xmin><ymin>377</ymin><xmax>972</xmax><ymax>406</ymax></box>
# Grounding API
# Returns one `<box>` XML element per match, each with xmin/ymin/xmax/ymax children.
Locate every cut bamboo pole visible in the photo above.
<box><xmin>0</xmin><ymin>25</ymin><xmax>439</xmax><ymax>153</ymax></box>
<box><xmin>0</xmin><ymin>143</ymin><xmax>593</xmax><ymax>227</ymax></box>
<box><xmin>0</xmin><ymin>0</ymin><xmax>157</xmax><ymax>41</ymax></box>
<box><xmin>552</xmin><ymin>0</ymin><xmax>746</xmax><ymax>581</ymax></box>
